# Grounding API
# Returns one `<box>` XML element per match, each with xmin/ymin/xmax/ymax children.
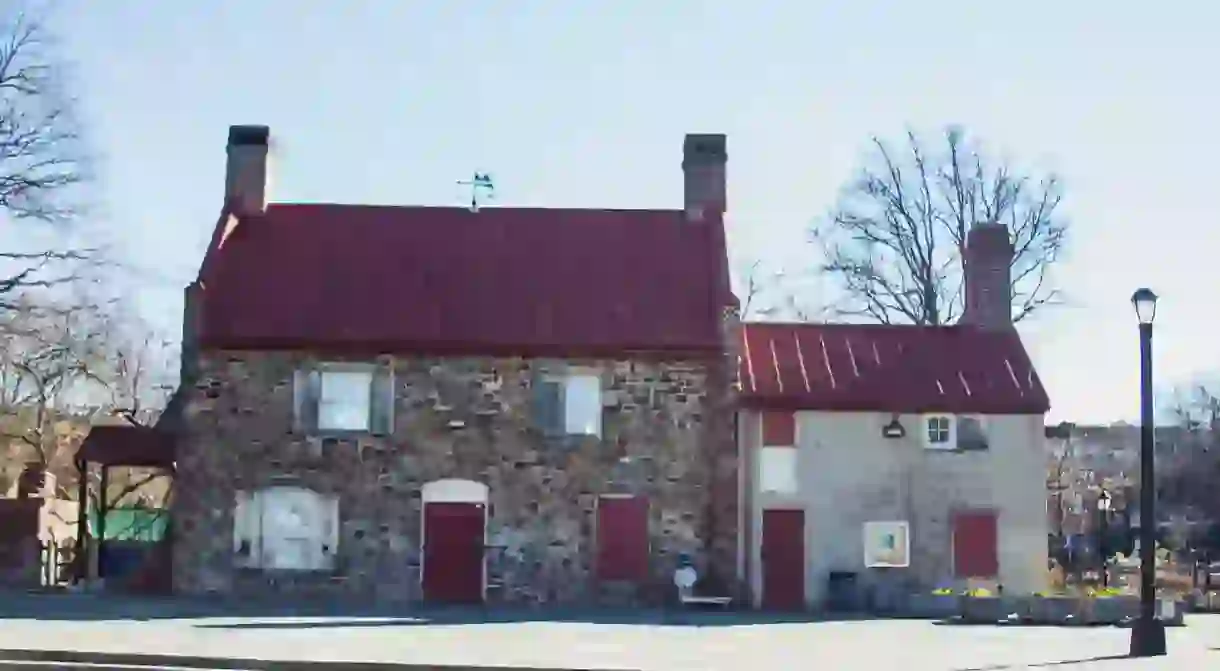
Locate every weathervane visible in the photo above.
<box><xmin>457</xmin><ymin>172</ymin><xmax>495</xmax><ymax>212</ymax></box>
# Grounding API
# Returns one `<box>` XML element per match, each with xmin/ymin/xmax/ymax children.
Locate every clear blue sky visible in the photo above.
<box><xmin>51</xmin><ymin>1</ymin><xmax>1219</xmax><ymax>423</ymax></box>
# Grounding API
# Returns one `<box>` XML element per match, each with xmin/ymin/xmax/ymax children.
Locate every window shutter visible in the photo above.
<box><xmin>533</xmin><ymin>379</ymin><xmax>563</xmax><ymax>435</ymax></box>
<box><xmin>320</xmin><ymin>495</ymin><xmax>340</xmax><ymax>571</ymax></box>
<box><xmin>233</xmin><ymin>491</ymin><xmax>261</xmax><ymax>568</ymax></box>
<box><xmin>368</xmin><ymin>363</ymin><xmax>394</xmax><ymax>435</ymax></box>
<box><xmin>761</xmin><ymin>412</ymin><xmax>796</xmax><ymax>446</ymax></box>
<box><xmin>957</xmin><ymin>417</ymin><xmax>989</xmax><ymax>450</ymax></box>
<box><xmin>293</xmin><ymin>368</ymin><xmax>322</xmax><ymax>433</ymax></box>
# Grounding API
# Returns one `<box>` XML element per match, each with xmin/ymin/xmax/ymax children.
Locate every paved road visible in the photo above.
<box><xmin>0</xmin><ymin>596</ymin><xmax>1217</xmax><ymax>669</ymax></box>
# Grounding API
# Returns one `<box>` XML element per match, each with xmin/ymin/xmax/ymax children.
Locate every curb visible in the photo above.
<box><xmin>0</xmin><ymin>650</ymin><xmax>615</xmax><ymax>671</ymax></box>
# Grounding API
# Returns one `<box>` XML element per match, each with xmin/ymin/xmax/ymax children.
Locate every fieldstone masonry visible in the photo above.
<box><xmin>172</xmin><ymin>351</ymin><xmax>739</xmax><ymax>606</ymax></box>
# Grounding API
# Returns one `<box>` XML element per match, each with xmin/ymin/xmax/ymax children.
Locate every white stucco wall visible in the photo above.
<box><xmin>743</xmin><ymin>410</ymin><xmax>1048</xmax><ymax>609</ymax></box>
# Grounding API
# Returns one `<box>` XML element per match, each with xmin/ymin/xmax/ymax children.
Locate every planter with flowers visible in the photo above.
<box><xmin>904</xmin><ymin>587</ymin><xmax>961</xmax><ymax>618</ymax></box>
<box><xmin>958</xmin><ymin>587</ymin><xmax>1006</xmax><ymax>623</ymax></box>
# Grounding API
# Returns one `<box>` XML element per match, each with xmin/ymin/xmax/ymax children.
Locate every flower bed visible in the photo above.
<box><xmin>900</xmin><ymin>588</ymin><xmax>1186</xmax><ymax>626</ymax></box>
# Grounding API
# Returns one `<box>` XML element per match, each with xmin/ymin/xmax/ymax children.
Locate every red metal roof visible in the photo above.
<box><xmin>738</xmin><ymin>322</ymin><xmax>1050</xmax><ymax>414</ymax></box>
<box><xmin>197</xmin><ymin>204</ymin><xmax>731</xmax><ymax>356</ymax></box>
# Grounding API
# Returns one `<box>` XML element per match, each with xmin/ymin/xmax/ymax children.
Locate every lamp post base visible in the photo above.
<box><xmin>1128</xmin><ymin>617</ymin><xmax>1167</xmax><ymax>657</ymax></box>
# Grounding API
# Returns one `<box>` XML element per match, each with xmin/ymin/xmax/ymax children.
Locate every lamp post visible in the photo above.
<box><xmin>1129</xmin><ymin>287</ymin><xmax>1166</xmax><ymax>657</ymax></box>
<box><xmin>1098</xmin><ymin>489</ymin><xmax>1111</xmax><ymax>588</ymax></box>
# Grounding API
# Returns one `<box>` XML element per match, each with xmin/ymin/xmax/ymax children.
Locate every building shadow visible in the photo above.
<box><xmin>0</xmin><ymin>590</ymin><xmax>888</xmax><ymax>628</ymax></box>
<box><xmin>953</xmin><ymin>654</ymin><xmax>1132</xmax><ymax>670</ymax></box>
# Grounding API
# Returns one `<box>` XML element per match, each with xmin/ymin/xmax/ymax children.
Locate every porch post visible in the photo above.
<box><xmin>97</xmin><ymin>465</ymin><xmax>108</xmax><ymax>578</ymax></box>
<box><xmin>74</xmin><ymin>458</ymin><xmax>87</xmax><ymax>583</ymax></box>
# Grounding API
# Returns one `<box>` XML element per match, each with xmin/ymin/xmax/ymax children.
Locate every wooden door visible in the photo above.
<box><xmin>595</xmin><ymin>495</ymin><xmax>649</xmax><ymax>581</ymax></box>
<box><xmin>422</xmin><ymin>502</ymin><xmax>485</xmax><ymax>603</ymax></box>
<box><xmin>761</xmin><ymin>508</ymin><xmax>805</xmax><ymax>610</ymax></box>
<box><xmin>952</xmin><ymin>509</ymin><xmax>999</xmax><ymax>579</ymax></box>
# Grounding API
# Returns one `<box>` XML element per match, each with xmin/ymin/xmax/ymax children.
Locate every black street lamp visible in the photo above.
<box><xmin>1098</xmin><ymin>489</ymin><xmax>1111</xmax><ymax>588</ymax></box>
<box><xmin>1129</xmin><ymin>287</ymin><xmax>1166</xmax><ymax>658</ymax></box>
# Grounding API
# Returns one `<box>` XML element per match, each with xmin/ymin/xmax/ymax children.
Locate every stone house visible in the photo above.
<box><xmin>169</xmin><ymin>125</ymin><xmax>740</xmax><ymax>606</ymax></box>
<box><xmin>735</xmin><ymin>224</ymin><xmax>1052</xmax><ymax>610</ymax></box>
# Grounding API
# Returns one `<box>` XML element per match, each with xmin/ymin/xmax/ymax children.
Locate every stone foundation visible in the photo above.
<box><xmin>172</xmin><ymin>352</ymin><xmax>738</xmax><ymax>606</ymax></box>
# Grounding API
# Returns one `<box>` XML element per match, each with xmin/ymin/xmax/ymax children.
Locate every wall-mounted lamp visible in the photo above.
<box><xmin>882</xmin><ymin>416</ymin><xmax>906</xmax><ymax>439</ymax></box>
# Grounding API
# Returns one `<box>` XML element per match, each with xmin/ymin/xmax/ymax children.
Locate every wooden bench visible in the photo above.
<box><xmin>675</xmin><ymin>566</ymin><xmax>732</xmax><ymax>608</ymax></box>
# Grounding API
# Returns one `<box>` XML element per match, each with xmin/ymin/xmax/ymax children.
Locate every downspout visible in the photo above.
<box><xmin>734</xmin><ymin>409</ymin><xmax>745</xmax><ymax>594</ymax></box>
<box><xmin>902</xmin><ymin>423</ymin><xmax>919</xmax><ymax>593</ymax></box>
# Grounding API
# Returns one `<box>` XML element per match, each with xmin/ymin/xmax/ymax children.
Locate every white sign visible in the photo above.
<box><xmin>863</xmin><ymin>521</ymin><xmax>910</xmax><ymax>568</ymax></box>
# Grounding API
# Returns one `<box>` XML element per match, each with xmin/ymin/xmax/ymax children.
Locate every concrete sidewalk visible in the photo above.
<box><xmin>0</xmin><ymin>593</ymin><xmax>1217</xmax><ymax>669</ymax></box>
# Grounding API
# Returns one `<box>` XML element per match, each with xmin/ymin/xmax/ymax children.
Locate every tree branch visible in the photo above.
<box><xmin>813</xmin><ymin>126</ymin><xmax>1068</xmax><ymax>325</ymax></box>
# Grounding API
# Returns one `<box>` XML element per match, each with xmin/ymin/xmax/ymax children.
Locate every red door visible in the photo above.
<box><xmin>422</xmin><ymin>502</ymin><xmax>485</xmax><ymax>603</ymax></box>
<box><xmin>761</xmin><ymin>508</ymin><xmax>805</xmax><ymax>610</ymax></box>
<box><xmin>952</xmin><ymin>510</ymin><xmax>999</xmax><ymax>579</ymax></box>
<box><xmin>596</xmin><ymin>496</ymin><xmax>649</xmax><ymax>581</ymax></box>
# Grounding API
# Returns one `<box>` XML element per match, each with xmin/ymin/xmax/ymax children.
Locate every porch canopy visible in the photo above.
<box><xmin>74</xmin><ymin>424</ymin><xmax>175</xmax><ymax>582</ymax></box>
<box><xmin>77</xmin><ymin>425</ymin><xmax>176</xmax><ymax>469</ymax></box>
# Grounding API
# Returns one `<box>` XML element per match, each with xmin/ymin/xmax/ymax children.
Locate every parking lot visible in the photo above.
<box><xmin>0</xmin><ymin>595</ymin><xmax>1217</xmax><ymax>669</ymax></box>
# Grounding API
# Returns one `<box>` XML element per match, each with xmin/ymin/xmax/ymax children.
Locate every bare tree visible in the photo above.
<box><xmin>0</xmin><ymin>295</ymin><xmax>108</xmax><ymax>474</ymax></box>
<box><xmin>0</xmin><ymin>6</ymin><xmax>92</xmax><ymax>309</ymax></box>
<box><xmin>97</xmin><ymin>308</ymin><xmax>177</xmax><ymax>428</ymax></box>
<box><xmin>1159</xmin><ymin>385</ymin><xmax>1220</xmax><ymax>547</ymax></box>
<box><xmin>0</xmin><ymin>293</ymin><xmax>173</xmax><ymax>510</ymax></box>
<box><xmin>736</xmin><ymin>259</ymin><xmax>821</xmax><ymax>322</ymax></box>
<box><xmin>1046</xmin><ymin>433</ymin><xmax>1075</xmax><ymax>542</ymax></box>
<box><xmin>812</xmin><ymin>126</ymin><xmax>1068</xmax><ymax>325</ymax></box>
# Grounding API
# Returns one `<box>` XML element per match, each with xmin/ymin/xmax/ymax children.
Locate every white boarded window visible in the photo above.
<box><xmin>232</xmin><ymin>487</ymin><xmax>339</xmax><ymax>572</ymax></box>
<box><xmin>563</xmin><ymin>374</ymin><xmax>602</xmax><ymax>437</ymax></box>
<box><xmin>759</xmin><ymin>446</ymin><xmax>798</xmax><ymax>494</ymax></box>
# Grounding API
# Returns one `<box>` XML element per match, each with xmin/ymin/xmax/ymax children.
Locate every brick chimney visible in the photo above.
<box><xmin>225</xmin><ymin>125</ymin><xmax>270</xmax><ymax>216</ymax></box>
<box><xmin>683</xmin><ymin>134</ymin><xmax>727</xmax><ymax>222</ymax></box>
<box><xmin>961</xmin><ymin>222</ymin><xmax>1014</xmax><ymax>329</ymax></box>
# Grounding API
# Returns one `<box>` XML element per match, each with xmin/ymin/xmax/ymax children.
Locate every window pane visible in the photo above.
<box><xmin>760</xmin><ymin>447</ymin><xmax>798</xmax><ymax>493</ymax></box>
<box><xmin>926</xmin><ymin>416</ymin><xmax>951</xmax><ymax>445</ymax></box>
<box><xmin>319</xmin><ymin>371</ymin><xmax>372</xmax><ymax>431</ymax></box>
<box><xmin>563</xmin><ymin>374</ymin><xmax>602</xmax><ymax>436</ymax></box>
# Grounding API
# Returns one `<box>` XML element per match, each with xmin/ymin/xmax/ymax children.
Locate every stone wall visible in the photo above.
<box><xmin>172</xmin><ymin>351</ymin><xmax>737</xmax><ymax>606</ymax></box>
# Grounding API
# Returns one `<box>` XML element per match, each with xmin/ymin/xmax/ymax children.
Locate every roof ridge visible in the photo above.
<box><xmin>742</xmin><ymin>320</ymin><xmax>971</xmax><ymax>331</ymax></box>
<box><xmin>267</xmin><ymin>202</ymin><xmax>687</xmax><ymax>214</ymax></box>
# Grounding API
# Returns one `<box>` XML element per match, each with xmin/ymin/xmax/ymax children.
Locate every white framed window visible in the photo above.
<box><xmin>922</xmin><ymin>414</ymin><xmax>990</xmax><ymax>451</ymax></box>
<box><xmin>924</xmin><ymin>414</ymin><xmax>954</xmax><ymax>449</ymax></box>
<box><xmin>294</xmin><ymin>362</ymin><xmax>394</xmax><ymax>434</ymax></box>
<box><xmin>232</xmin><ymin>487</ymin><xmax>339</xmax><ymax>572</ymax></box>
<box><xmin>759</xmin><ymin>446</ymin><xmax>798</xmax><ymax>494</ymax></box>
<box><xmin>319</xmin><ymin>370</ymin><xmax>373</xmax><ymax>431</ymax></box>
<box><xmin>534</xmin><ymin>371</ymin><xmax>603</xmax><ymax>438</ymax></box>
